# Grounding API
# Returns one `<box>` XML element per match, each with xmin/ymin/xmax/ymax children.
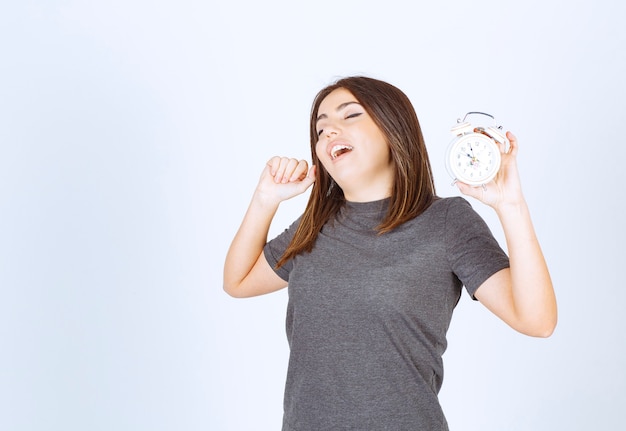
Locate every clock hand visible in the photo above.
<box><xmin>469</xmin><ymin>144</ymin><xmax>476</xmax><ymax>157</ymax></box>
<box><xmin>467</xmin><ymin>144</ymin><xmax>479</xmax><ymax>166</ymax></box>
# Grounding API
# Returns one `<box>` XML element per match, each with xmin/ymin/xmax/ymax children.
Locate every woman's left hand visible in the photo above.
<box><xmin>456</xmin><ymin>131</ymin><xmax>524</xmax><ymax>211</ymax></box>
<box><xmin>465</xmin><ymin>130</ymin><xmax>557</xmax><ymax>337</ymax></box>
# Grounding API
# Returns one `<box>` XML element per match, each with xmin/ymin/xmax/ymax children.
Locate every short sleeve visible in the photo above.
<box><xmin>263</xmin><ymin>216</ymin><xmax>302</xmax><ymax>282</ymax></box>
<box><xmin>444</xmin><ymin>197</ymin><xmax>510</xmax><ymax>298</ymax></box>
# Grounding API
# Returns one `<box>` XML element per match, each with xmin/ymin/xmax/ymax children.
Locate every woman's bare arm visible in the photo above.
<box><xmin>223</xmin><ymin>157</ymin><xmax>315</xmax><ymax>298</ymax></box>
<box><xmin>459</xmin><ymin>132</ymin><xmax>557</xmax><ymax>337</ymax></box>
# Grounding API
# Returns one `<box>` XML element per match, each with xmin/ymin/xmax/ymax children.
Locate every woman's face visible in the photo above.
<box><xmin>315</xmin><ymin>88</ymin><xmax>394</xmax><ymax>202</ymax></box>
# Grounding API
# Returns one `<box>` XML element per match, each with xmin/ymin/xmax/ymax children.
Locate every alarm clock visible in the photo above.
<box><xmin>445</xmin><ymin>112</ymin><xmax>509</xmax><ymax>186</ymax></box>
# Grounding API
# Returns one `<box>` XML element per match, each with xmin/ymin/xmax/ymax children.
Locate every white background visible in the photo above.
<box><xmin>1</xmin><ymin>1</ymin><xmax>624</xmax><ymax>430</ymax></box>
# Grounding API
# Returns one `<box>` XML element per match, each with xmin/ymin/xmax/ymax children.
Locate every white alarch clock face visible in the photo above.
<box><xmin>446</xmin><ymin>133</ymin><xmax>501</xmax><ymax>186</ymax></box>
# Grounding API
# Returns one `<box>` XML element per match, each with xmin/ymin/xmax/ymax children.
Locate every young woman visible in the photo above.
<box><xmin>223</xmin><ymin>76</ymin><xmax>557</xmax><ymax>430</ymax></box>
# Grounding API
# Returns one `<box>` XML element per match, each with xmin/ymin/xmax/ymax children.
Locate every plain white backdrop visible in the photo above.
<box><xmin>1</xmin><ymin>1</ymin><xmax>624</xmax><ymax>430</ymax></box>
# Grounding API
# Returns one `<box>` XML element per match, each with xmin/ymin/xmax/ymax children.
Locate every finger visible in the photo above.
<box><xmin>266</xmin><ymin>156</ymin><xmax>287</xmax><ymax>183</ymax></box>
<box><xmin>506</xmin><ymin>131</ymin><xmax>519</xmax><ymax>156</ymax></box>
<box><xmin>289</xmin><ymin>160</ymin><xmax>310</xmax><ymax>182</ymax></box>
<box><xmin>273</xmin><ymin>157</ymin><xmax>292</xmax><ymax>183</ymax></box>
<box><xmin>297</xmin><ymin>165</ymin><xmax>317</xmax><ymax>191</ymax></box>
<box><xmin>303</xmin><ymin>165</ymin><xmax>317</xmax><ymax>186</ymax></box>
<box><xmin>266</xmin><ymin>157</ymin><xmax>312</xmax><ymax>184</ymax></box>
<box><xmin>456</xmin><ymin>181</ymin><xmax>483</xmax><ymax>201</ymax></box>
<box><xmin>280</xmin><ymin>158</ymin><xmax>300</xmax><ymax>183</ymax></box>
<box><xmin>266</xmin><ymin>156</ymin><xmax>282</xmax><ymax>177</ymax></box>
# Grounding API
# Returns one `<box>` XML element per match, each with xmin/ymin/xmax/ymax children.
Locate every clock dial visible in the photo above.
<box><xmin>447</xmin><ymin>134</ymin><xmax>501</xmax><ymax>186</ymax></box>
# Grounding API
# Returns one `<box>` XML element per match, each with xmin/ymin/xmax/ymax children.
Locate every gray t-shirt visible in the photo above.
<box><xmin>264</xmin><ymin>196</ymin><xmax>510</xmax><ymax>430</ymax></box>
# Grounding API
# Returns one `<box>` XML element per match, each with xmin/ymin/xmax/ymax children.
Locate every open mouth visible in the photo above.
<box><xmin>330</xmin><ymin>144</ymin><xmax>353</xmax><ymax>160</ymax></box>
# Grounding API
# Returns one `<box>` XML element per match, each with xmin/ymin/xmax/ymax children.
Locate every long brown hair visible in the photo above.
<box><xmin>276</xmin><ymin>76</ymin><xmax>436</xmax><ymax>268</ymax></box>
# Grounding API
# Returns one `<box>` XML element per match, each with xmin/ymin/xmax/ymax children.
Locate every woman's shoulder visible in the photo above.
<box><xmin>428</xmin><ymin>195</ymin><xmax>473</xmax><ymax>214</ymax></box>
<box><xmin>398</xmin><ymin>196</ymin><xmax>472</xmax><ymax>230</ymax></box>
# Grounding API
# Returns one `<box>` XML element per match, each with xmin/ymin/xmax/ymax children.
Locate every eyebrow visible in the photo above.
<box><xmin>316</xmin><ymin>101</ymin><xmax>361</xmax><ymax>124</ymax></box>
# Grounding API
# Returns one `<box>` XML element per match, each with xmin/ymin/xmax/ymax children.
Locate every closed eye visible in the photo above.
<box><xmin>316</xmin><ymin>112</ymin><xmax>363</xmax><ymax>136</ymax></box>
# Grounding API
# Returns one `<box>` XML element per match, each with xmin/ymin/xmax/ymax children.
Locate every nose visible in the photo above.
<box><xmin>324</xmin><ymin>124</ymin><xmax>339</xmax><ymax>138</ymax></box>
